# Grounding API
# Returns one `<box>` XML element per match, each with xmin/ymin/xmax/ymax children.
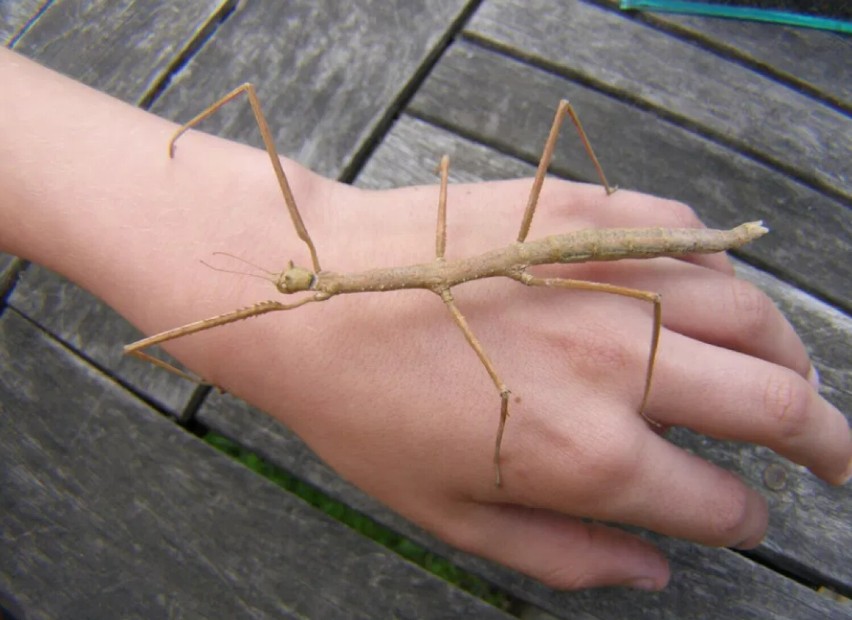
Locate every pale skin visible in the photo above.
<box><xmin>1</xmin><ymin>48</ymin><xmax>850</xmax><ymax>591</ymax></box>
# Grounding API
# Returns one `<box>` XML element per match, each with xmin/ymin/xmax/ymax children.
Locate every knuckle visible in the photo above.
<box><xmin>729</xmin><ymin>279</ymin><xmax>774</xmax><ymax>343</ymax></box>
<box><xmin>575</xmin><ymin>425</ymin><xmax>645</xmax><ymax>492</ymax></box>
<box><xmin>762</xmin><ymin>372</ymin><xmax>812</xmax><ymax>442</ymax></box>
<box><xmin>538</xmin><ymin>564</ymin><xmax>598</xmax><ymax>591</ymax></box>
<box><xmin>550</xmin><ymin>322</ymin><xmax>632</xmax><ymax>379</ymax></box>
<box><xmin>708</xmin><ymin>480</ymin><xmax>753</xmax><ymax>544</ymax></box>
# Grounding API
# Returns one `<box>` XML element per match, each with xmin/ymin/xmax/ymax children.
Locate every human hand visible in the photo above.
<box><xmin>4</xmin><ymin>48</ymin><xmax>847</xmax><ymax>593</ymax></box>
<box><xmin>191</xmin><ymin>177</ymin><xmax>851</xmax><ymax>592</ymax></box>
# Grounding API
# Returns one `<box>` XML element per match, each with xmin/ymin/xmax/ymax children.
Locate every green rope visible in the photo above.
<box><xmin>620</xmin><ymin>1</ymin><xmax>852</xmax><ymax>33</ymax></box>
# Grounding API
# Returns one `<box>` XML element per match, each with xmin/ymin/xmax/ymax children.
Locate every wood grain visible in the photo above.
<box><xmin>408</xmin><ymin>42</ymin><xmax>851</xmax><ymax>310</ymax></box>
<box><xmin>3</xmin><ymin>0</ymin><xmax>849</xmax><ymax>616</ymax></box>
<box><xmin>149</xmin><ymin>0</ymin><xmax>471</xmax><ymax>178</ymax></box>
<box><xmin>10</xmin><ymin>0</ymin><xmax>231</xmax><ymax>102</ymax></box>
<box><xmin>0</xmin><ymin>0</ymin><xmax>43</xmax><ymax>45</ymax></box>
<box><xmin>466</xmin><ymin>0</ymin><xmax>852</xmax><ymax>200</ymax></box>
<box><xmin>0</xmin><ymin>309</ymin><xmax>511</xmax><ymax>619</ymax></box>
<box><xmin>598</xmin><ymin>0</ymin><xmax>852</xmax><ymax>107</ymax></box>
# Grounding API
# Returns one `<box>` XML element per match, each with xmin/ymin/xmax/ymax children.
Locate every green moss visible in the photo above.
<box><xmin>204</xmin><ymin>432</ymin><xmax>514</xmax><ymax>611</ymax></box>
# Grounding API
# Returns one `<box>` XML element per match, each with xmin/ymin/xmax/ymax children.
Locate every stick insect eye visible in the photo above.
<box><xmin>280</xmin><ymin>266</ymin><xmax>314</xmax><ymax>293</ymax></box>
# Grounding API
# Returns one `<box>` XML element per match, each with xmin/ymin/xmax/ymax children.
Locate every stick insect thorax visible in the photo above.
<box><xmin>125</xmin><ymin>84</ymin><xmax>770</xmax><ymax>488</ymax></box>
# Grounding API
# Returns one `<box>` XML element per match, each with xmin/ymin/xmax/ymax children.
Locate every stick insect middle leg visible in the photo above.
<box><xmin>432</xmin><ymin>154</ymin><xmax>512</xmax><ymax>486</ymax></box>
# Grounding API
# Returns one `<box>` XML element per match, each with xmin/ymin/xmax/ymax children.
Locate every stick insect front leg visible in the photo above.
<box><xmin>124</xmin><ymin>295</ymin><xmax>329</xmax><ymax>379</ymax></box>
<box><xmin>168</xmin><ymin>83</ymin><xmax>321</xmax><ymax>273</ymax></box>
<box><xmin>126</xmin><ymin>83</ymin><xmax>330</xmax><ymax>378</ymax></box>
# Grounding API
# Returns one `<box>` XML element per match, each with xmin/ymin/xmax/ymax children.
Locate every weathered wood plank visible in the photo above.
<box><xmin>466</xmin><ymin>0</ymin><xmax>852</xmax><ymax>201</ymax></box>
<box><xmin>0</xmin><ymin>308</ymin><xmax>512</xmax><ymax>620</ymax></box>
<box><xmin>3</xmin><ymin>0</ymin><xmax>849</xmax><ymax>615</ymax></box>
<box><xmin>600</xmin><ymin>0</ymin><xmax>852</xmax><ymax>107</ymax></box>
<box><xmin>0</xmin><ymin>0</ymin><xmax>43</xmax><ymax>45</ymax></box>
<box><xmin>408</xmin><ymin>42</ymin><xmax>851</xmax><ymax>310</ymax></box>
<box><xmin>197</xmin><ymin>392</ymin><xmax>847</xmax><ymax>620</ymax></box>
<box><xmin>196</xmin><ymin>115</ymin><xmax>851</xmax><ymax>617</ymax></box>
<box><xmin>358</xmin><ymin>112</ymin><xmax>538</xmax><ymax>188</ymax></box>
<box><xmin>149</xmin><ymin>0</ymin><xmax>472</xmax><ymax>178</ymax></box>
<box><xmin>11</xmin><ymin>0</ymin><xmax>230</xmax><ymax>102</ymax></box>
<box><xmin>0</xmin><ymin>255</ymin><xmax>25</xmax><ymax>330</ymax></box>
<box><xmin>8</xmin><ymin>265</ymin><xmax>195</xmax><ymax>413</ymax></box>
<box><xmin>5</xmin><ymin>0</ymin><xmax>237</xmax><ymax>413</ymax></box>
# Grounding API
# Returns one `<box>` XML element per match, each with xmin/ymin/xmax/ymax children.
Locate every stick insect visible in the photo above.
<box><xmin>125</xmin><ymin>84</ymin><xmax>767</xmax><ymax>487</ymax></box>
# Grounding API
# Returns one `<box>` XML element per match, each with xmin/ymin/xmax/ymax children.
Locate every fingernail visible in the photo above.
<box><xmin>626</xmin><ymin>577</ymin><xmax>662</xmax><ymax>592</ymax></box>
<box><xmin>807</xmin><ymin>364</ymin><xmax>820</xmax><ymax>390</ymax></box>
<box><xmin>842</xmin><ymin>455</ymin><xmax>852</xmax><ymax>485</ymax></box>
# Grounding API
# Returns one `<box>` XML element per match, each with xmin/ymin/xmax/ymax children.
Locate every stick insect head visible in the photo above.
<box><xmin>203</xmin><ymin>253</ymin><xmax>315</xmax><ymax>294</ymax></box>
<box><xmin>277</xmin><ymin>261</ymin><xmax>315</xmax><ymax>294</ymax></box>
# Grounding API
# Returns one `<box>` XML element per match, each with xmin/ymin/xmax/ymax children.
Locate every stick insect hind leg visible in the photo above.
<box><xmin>517</xmin><ymin>99</ymin><xmax>616</xmax><ymax>244</ymax></box>
<box><xmin>515</xmin><ymin>99</ymin><xmax>663</xmax><ymax>426</ymax></box>
<box><xmin>511</xmin><ymin>272</ymin><xmax>663</xmax><ymax>426</ymax></box>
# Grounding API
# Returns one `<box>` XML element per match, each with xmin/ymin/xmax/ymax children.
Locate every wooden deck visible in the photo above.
<box><xmin>1</xmin><ymin>1</ymin><xmax>849</xmax><ymax>618</ymax></box>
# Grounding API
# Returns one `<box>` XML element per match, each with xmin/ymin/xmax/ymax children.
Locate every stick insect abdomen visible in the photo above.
<box><xmin>528</xmin><ymin>221</ymin><xmax>768</xmax><ymax>266</ymax></box>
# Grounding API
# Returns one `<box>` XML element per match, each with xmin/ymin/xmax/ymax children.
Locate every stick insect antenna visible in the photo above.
<box><xmin>207</xmin><ymin>252</ymin><xmax>280</xmax><ymax>276</ymax></box>
<box><xmin>199</xmin><ymin>260</ymin><xmax>278</xmax><ymax>284</ymax></box>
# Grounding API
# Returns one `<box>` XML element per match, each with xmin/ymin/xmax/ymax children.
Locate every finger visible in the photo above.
<box><xmin>559</xmin><ymin>258</ymin><xmax>811</xmax><ymax>378</ymax></box>
<box><xmin>450</xmin><ymin>502</ymin><xmax>670</xmax><ymax>591</ymax></box>
<box><xmin>480</xmin><ymin>398</ymin><xmax>768</xmax><ymax>550</ymax></box>
<box><xmin>650</xmin><ymin>331</ymin><xmax>852</xmax><ymax>484</ymax></box>
<box><xmin>596</xmin><ymin>429</ymin><xmax>770</xmax><ymax>548</ymax></box>
<box><xmin>546</xmin><ymin>182</ymin><xmax>734</xmax><ymax>274</ymax></box>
